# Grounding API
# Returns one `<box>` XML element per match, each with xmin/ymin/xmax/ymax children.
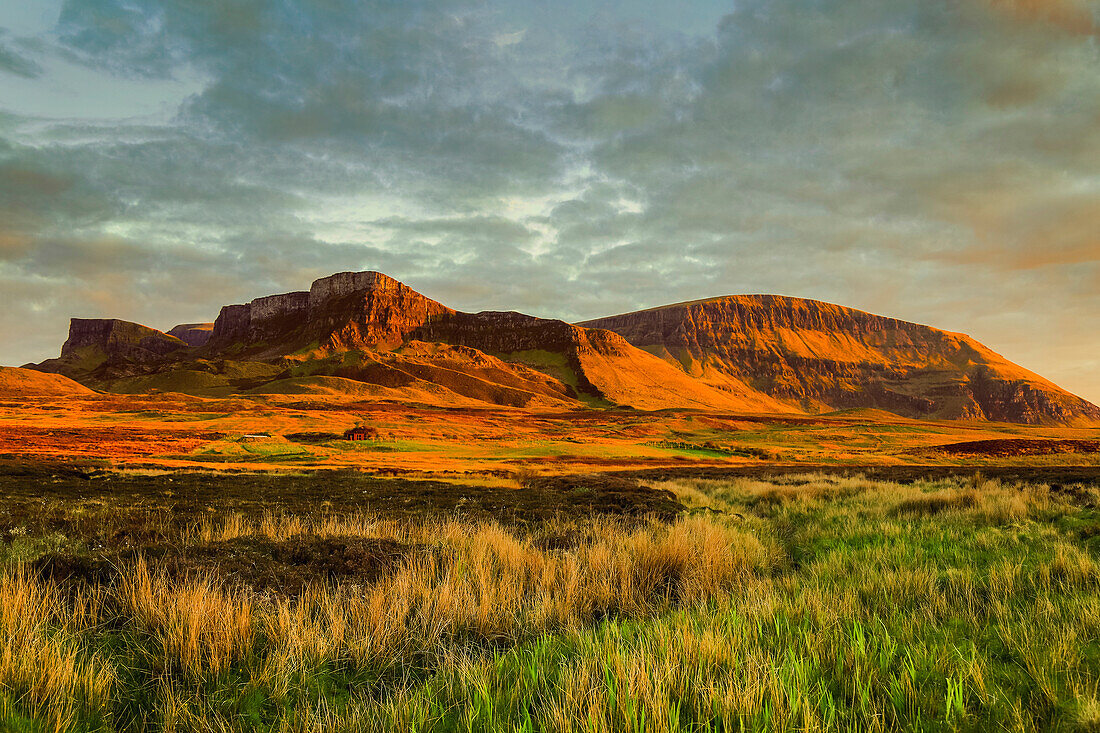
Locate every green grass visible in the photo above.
<box><xmin>4</xmin><ymin>474</ymin><xmax>1100</xmax><ymax>730</ymax></box>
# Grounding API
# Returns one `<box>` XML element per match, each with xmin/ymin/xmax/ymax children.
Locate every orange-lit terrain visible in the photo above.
<box><xmin>9</xmin><ymin>4</ymin><xmax>1100</xmax><ymax>728</ymax></box>
<box><xmin>2</xmin><ymin>384</ymin><xmax>1097</xmax><ymax>479</ymax></box>
<box><xmin>5</xmin><ymin>270</ymin><xmax>1099</xmax><ymax>481</ymax></box>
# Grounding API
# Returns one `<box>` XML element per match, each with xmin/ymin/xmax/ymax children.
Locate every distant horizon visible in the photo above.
<box><xmin>1</xmin><ymin>1</ymin><xmax>1097</xmax><ymax>404</ymax></box>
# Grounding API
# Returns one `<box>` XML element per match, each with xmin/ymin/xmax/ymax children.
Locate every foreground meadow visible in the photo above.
<box><xmin>2</xmin><ymin>472</ymin><xmax>1100</xmax><ymax>731</ymax></box>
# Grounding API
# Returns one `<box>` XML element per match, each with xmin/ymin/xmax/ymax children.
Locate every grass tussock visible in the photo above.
<box><xmin>119</xmin><ymin>557</ymin><xmax>253</xmax><ymax>679</ymax></box>
<box><xmin>2</xmin><ymin>472</ymin><xmax>1100</xmax><ymax>731</ymax></box>
<box><xmin>0</xmin><ymin>571</ymin><xmax>114</xmax><ymax>732</ymax></box>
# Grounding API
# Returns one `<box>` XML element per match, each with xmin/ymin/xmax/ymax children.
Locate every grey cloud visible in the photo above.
<box><xmin>55</xmin><ymin>0</ymin><xmax>570</xmax><ymax>204</ymax></box>
<box><xmin>1</xmin><ymin>0</ymin><xmax>1098</xmax><ymax>403</ymax></box>
<box><xmin>0</xmin><ymin>37</ymin><xmax>42</xmax><ymax>78</ymax></box>
<box><xmin>374</xmin><ymin>215</ymin><xmax>537</xmax><ymax>244</ymax></box>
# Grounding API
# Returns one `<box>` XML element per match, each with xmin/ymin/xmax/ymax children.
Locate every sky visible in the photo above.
<box><xmin>0</xmin><ymin>0</ymin><xmax>1098</xmax><ymax>404</ymax></box>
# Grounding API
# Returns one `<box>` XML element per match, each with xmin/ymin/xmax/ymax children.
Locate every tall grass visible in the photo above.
<box><xmin>2</xmin><ymin>473</ymin><xmax>1100</xmax><ymax>731</ymax></box>
<box><xmin>0</xmin><ymin>571</ymin><xmax>114</xmax><ymax>732</ymax></box>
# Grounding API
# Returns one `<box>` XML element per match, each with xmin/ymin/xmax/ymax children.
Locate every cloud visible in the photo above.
<box><xmin>0</xmin><ymin>38</ymin><xmax>42</xmax><ymax>78</ymax></box>
<box><xmin>0</xmin><ymin>0</ymin><xmax>1098</xmax><ymax>404</ymax></box>
<box><xmin>982</xmin><ymin>0</ymin><xmax>1098</xmax><ymax>35</ymax></box>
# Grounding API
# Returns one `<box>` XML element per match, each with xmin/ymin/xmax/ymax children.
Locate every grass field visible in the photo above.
<box><xmin>3</xmin><ymin>470</ymin><xmax>1100</xmax><ymax>731</ymax></box>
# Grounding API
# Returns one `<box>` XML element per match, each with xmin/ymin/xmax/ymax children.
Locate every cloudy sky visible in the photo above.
<box><xmin>1</xmin><ymin>0</ymin><xmax>1098</xmax><ymax>403</ymax></box>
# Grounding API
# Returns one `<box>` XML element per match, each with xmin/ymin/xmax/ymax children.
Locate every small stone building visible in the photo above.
<box><xmin>343</xmin><ymin>426</ymin><xmax>378</xmax><ymax>441</ymax></box>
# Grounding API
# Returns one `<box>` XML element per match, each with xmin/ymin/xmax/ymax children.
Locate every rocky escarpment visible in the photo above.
<box><xmin>34</xmin><ymin>319</ymin><xmax>189</xmax><ymax>381</ymax></box>
<box><xmin>415</xmin><ymin>311</ymin><xmax>629</xmax><ymax>400</ymax></box>
<box><xmin>308</xmin><ymin>271</ymin><xmax>404</xmax><ymax>310</ymax></box>
<box><xmin>123</xmin><ymin>271</ymin><xmax>778</xmax><ymax>411</ymax></box>
<box><xmin>582</xmin><ymin>295</ymin><xmax>1100</xmax><ymax>424</ymax></box>
<box><xmin>208</xmin><ymin>294</ymin><xmax>310</xmax><ymax>347</ymax></box>
<box><xmin>208</xmin><ymin>272</ymin><xmax>449</xmax><ymax>351</ymax></box>
<box><xmin>61</xmin><ymin>319</ymin><xmax>186</xmax><ymax>360</ymax></box>
<box><xmin>312</xmin><ymin>277</ymin><xmax>453</xmax><ymax>350</ymax></box>
<box><xmin>167</xmin><ymin>323</ymin><xmax>214</xmax><ymax>347</ymax></box>
<box><xmin>32</xmin><ymin>271</ymin><xmax>1097</xmax><ymax>421</ymax></box>
<box><xmin>207</xmin><ymin>272</ymin><xmax>653</xmax><ymax>361</ymax></box>
<box><xmin>418</xmin><ymin>311</ymin><xmax>630</xmax><ymax>356</ymax></box>
<box><xmin>199</xmin><ymin>274</ymin><xmax>770</xmax><ymax>410</ymax></box>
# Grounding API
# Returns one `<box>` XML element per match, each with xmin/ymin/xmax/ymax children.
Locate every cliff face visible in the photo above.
<box><xmin>167</xmin><ymin>323</ymin><xmax>214</xmax><ymax>347</ymax></box>
<box><xmin>581</xmin><ymin>295</ymin><xmax>1100</xmax><ymax>424</ymax></box>
<box><xmin>308</xmin><ymin>271</ymin><xmax>403</xmax><ymax>309</ymax></box>
<box><xmin>312</xmin><ymin>277</ymin><xmax>454</xmax><ymax>350</ymax></box>
<box><xmin>209</xmin><ymin>295</ymin><xmax>311</xmax><ymax>347</ymax></box>
<box><xmin>61</xmin><ymin>318</ymin><xmax>186</xmax><ymax>359</ymax></box>
<box><xmin>208</xmin><ymin>272</ymin><xmax>450</xmax><ymax>351</ymax></box>
<box><xmin>34</xmin><ymin>318</ymin><xmax>188</xmax><ymax>381</ymax></box>
<box><xmin>209</xmin><ymin>304</ymin><xmax>251</xmax><ymax>346</ymax></box>
<box><xmin>34</xmin><ymin>272</ymin><xmax>1098</xmax><ymax>421</ymax></box>
<box><xmin>211</xmin><ymin>279</ymin><xmax>627</xmax><ymax>360</ymax></box>
<box><xmin>419</xmin><ymin>311</ymin><xmax>630</xmax><ymax>357</ymax></box>
<box><xmin>160</xmin><ymin>272</ymin><xmax>782</xmax><ymax>410</ymax></box>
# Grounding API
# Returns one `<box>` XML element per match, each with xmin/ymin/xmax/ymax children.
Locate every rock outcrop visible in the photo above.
<box><xmin>582</xmin><ymin>295</ymin><xmax>1100</xmax><ymax>424</ymax></box>
<box><xmin>167</xmin><ymin>323</ymin><xmax>214</xmax><ymax>347</ymax></box>
<box><xmin>308</xmin><ymin>271</ymin><xmax>404</xmax><ymax>309</ymax></box>
<box><xmin>199</xmin><ymin>273</ymin><xmax>781</xmax><ymax>411</ymax></box>
<box><xmin>34</xmin><ymin>319</ymin><xmax>189</xmax><ymax>382</ymax></box>
<box><xmin>209</xmin><ymin>304</ymin><xmax>252</xmax><ymax>346</ymax></box>
<box><xmin>311</xmin><ymin>276</ymin><xmax>453</xmax><ymax>350</ymax></box>
<box><xmin>61</xmin><ymin>319</ymin><xmax>186</xmax><ymax>360</ymax></box>
<box><xmin>208</xmin><ymin>272</ymin><xmax>449</xmax><ymax>351</ymax></box>
<box><xmin>208</xmin><ymin>295</ymin><xmax>312</xmax><ymax>347</ymax></box>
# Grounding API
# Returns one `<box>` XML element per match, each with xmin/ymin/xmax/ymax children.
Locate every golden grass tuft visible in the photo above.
<box><xmin>1074</xmin><ymin>696</ymin><xmax>1100</xmax><ymax>732</ymax></box>
<box><xmin>118</xmin><ymin>557</ymin><xmax>253</xmax><ymax>678</ymax></box>
<box><xmin>0</xmin><ymin>572</ymin><xmax>114</xmax><ymax>732</ymax></box>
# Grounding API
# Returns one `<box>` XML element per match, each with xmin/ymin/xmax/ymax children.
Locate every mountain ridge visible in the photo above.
<box><xmin>581</xmin><ymin>294</ymin><xmax>1100</xmax><ymax>424</ymax></box>
<box><xmin>24</xmin><ymin>272</ymin><xmax>1099</xmax><ymax>424</ymax></box>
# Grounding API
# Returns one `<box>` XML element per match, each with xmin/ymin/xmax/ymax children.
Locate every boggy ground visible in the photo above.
<box><xmin>3</xmin><ymin>468</ymin><xmax>1100</xmax><ymax>731</ymax></box>
<box><xmin>0</xmin><ymin>461</ymin><xmax>682</xmax><ymax>597</ymax></box>
<box><xmin>0</xmin><ymin>460</ymin><xmax>683</xmax><ymax>527</ymax></box>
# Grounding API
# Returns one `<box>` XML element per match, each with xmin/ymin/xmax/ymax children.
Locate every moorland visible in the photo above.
<box><xmin>2</xmin><ymin>270</ymin><xmax>1099</xmax><ymax>730</ymax></box>
<box><xmin>4</xmin><ymin>468</ymin><xmax>1100</xmax><ymax>731</ymax></box>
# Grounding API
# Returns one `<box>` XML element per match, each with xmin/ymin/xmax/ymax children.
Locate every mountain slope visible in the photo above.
<box><xmin>0</xmin><ymin>367</ymin><xmax>95</xmax><ymax>397</ymax></box>
<box><xmin>30</xmin><ymin>273</ymin><xmax>1095</xmax><ymax>422</ymax></box>
<box><xmin>581</xmin><ymin>295</ymin><xmax>1100</xmax><ymax>424</ymax></box>
<box><xmin>31</xmin><ymin>272</ymin><xmax>786</xmax><ymax>412</ymax></box>
<box><xmin>196</xmin><ymin>271</ymin><xmax>789</xmax><ymax>411</ymax></box>
<box><xmin>416</xmin><ymin>310</ymin><xmax>788</xmax><ymax>412</ymax></box>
